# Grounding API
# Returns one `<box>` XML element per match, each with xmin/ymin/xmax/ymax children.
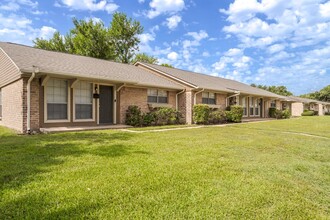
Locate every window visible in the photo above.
<box><xmin>249</xmin><ymin>97</ymin><xmax>254</xmax><ymax>115</ymax></box>
<box><xmin>0</xmin><ymin>89</ymin><xmax>2</xmax><ymax>118</ymax></box>
<box><xmin>147</xmin><ymin>89</ymin><xmax>168</xmax><ymax>103</ymax></box>
<box><xmin>255</xmin><ymin>98</ymin><xmax>260</xmax><ymax>116</ymax></box>
<box><xmin>46</xmin><ymin>78</ymin><xmax>68</xmax><ymax>120</ymax></box>
<box><xmin>75</xmin><ymin>82</ymin><xmax>93</xmax><ymax>120</ymax></box>
<box><xmin>282</xmin><ymin>102</ymin><xmax>288</xmax><ymax>110</ymax></box>
<box><xmin>240</xmin><ymin>97</ymin><xmax>247</xmax><ymax>116</ymax></box>
<box><xmin>270</xmin><ymin>100</ymin><xmax>276</xmax><ymax>108</ymax></box>
<box><xmin>202</xmin><ymin>92</ymin><xmax>216</xmax><ymax>104</ymax></box>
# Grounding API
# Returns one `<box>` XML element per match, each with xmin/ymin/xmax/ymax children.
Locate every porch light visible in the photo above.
<box><xmin>93</xmin><ymin>85</ymin><xmax>100</xmax><ymax>99</ymax></box>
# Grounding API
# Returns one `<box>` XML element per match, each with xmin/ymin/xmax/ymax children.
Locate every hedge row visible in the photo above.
<box><xmin>193</xmin><ymin>104</ymin><xmax>243</xmax><ymax>124</ymax></box>
<box><xmin>125</xmin><ymin>105</ymin><xmax>183</xmax><ymax>127</ymax></box>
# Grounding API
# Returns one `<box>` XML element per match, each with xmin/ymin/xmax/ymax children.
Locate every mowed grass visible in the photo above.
<box><xmin>0</xmin><ymin>117</ymin><xmax>329</xmax><ymax>219</ymax></box>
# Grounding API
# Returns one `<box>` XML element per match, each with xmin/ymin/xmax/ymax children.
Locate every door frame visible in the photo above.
<box><xmin>97</xmin><ymin>83</ymin><xmax>117</xmax><ymax>125</ymax></box>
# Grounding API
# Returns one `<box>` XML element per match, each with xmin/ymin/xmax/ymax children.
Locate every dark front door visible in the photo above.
<box><xmin>99</xmin><ymin>85</ymin><xmax>113</xmax><ymax>124</ymax></box>
<box><xmin>260</xmin><ymin>98</ymin><xmax>263</xmax><ymax>118</ymax></box>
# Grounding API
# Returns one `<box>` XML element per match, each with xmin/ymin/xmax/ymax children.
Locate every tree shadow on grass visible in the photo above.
<box><xmin>0</xmin><ymin>129</ymin><xmax>150</xmax><ymax>218</ymax></box>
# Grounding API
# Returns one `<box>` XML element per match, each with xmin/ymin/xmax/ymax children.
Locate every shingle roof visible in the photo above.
<box><xmin>137</xmin><ymin>63</ymin><xmax>283</xmax><ymax>98</ymax></box>
<box><xmin>0</xmin><ymin>42</ymin><xmax>183</xmax><ymax>90</ymax></box>
<box><xmin>289</xmin><ymin>96</ymin><xmax>330</xmax><ymax>105</ymax></box>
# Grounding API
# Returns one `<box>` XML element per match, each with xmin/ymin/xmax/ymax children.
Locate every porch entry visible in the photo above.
<box><xmin>99</xmin><ymin>85</ymin><xmax>114</xmax><ymax>124</ymax></box>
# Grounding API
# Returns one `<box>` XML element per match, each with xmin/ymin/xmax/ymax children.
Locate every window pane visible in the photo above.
<box><xmin>208</xmin><ymin>98</ymin><xmax>216</xmax><ymax>105</ymax></box>
<box><xmin>243</xmin><ymin>107</ymin><xmax>247</xmax><ymax>116</ymax></box>
<box><xmin>158</xmin><ymin>90</ymin><xmax>167</xmax><ymax>97</ymax></box>
<box><xmin>47</xmin><ymin>104</ymin><xmax>67</xmax><ymax>120</ymax></box>
<box><xmin>202</xmin><ymin>98</ymin><xmax>208</xmax><ymax>104</ymax></box>
<box><xmin>209</xmin><ymin>93</ymin><xmax>215</xmax><ymax>99</ymax></box>
<box><xmin>250</xmin><ymin>107</ymin><xmax>254</xmax><ymax>115</ymax></box>
<box><xmin>255</xmin><ymin>108</ymin><xmax>259</xmax><ymax>115</ymax></box>
<box><xmin>75</xmin><ymin>104</ymin><xmax>93</xmax><ymax>119</ymax></box>
<box><xmin>148</xmin><ymin>89</ymin><xmax>157</xmax><ymax>96</ymax></box>
<box><xmin>202</xmin><ymin>92</ymin><xmax>209</xmax><ymax>98</ymax></box>
<box><xmin>148</xmin><ymin>96</ymin><xmax>157</xmax><ymax>103</ymax></box>
<box><xmin>158</xmin><ymin>97</ymin><xmax>168</xmax><ymax>103</ymax></box>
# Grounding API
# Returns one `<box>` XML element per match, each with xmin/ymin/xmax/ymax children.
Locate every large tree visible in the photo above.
<box><xmin>300</xmin><ymin>85</ymin><xmax>330</xmax><ymax>102</ymax></box>
<box><xmin>109</xmin><ymin>12</ymin><xmax>143</xmax><ymax>63</ymax></box>
<box><xmin>34</xmin><ymin>12</ymin><xmax>142</xmax><ymax>63</ymax></box>
<box><xmin>132</xmin><ymin>53</ymin><xmax>158</xmax><ymax>64</ymax></box>
<box><xmin>251</xmin><ymin>84</ymin><xmax>293</xmax><ymax>96</ymax></box>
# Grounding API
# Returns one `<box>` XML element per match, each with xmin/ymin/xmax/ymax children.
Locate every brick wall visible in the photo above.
<box><xmin>195</xmin><ymin>92</ymin><xmax>226</xmax><ymax>109</ymax></box>
<box><xmin>118</xmin><ymin>87</ymin><xmax>177</xmax><ymax>124</ymax></box>
<box><xmin>291</xmin><ymin>102</ymin><xmax>303</xmax><ymax>116</ymax></box>
<box><xmin>0</xmin><ymin>79</ymin><xmax>24</xmax><ymax>132</ymax></box>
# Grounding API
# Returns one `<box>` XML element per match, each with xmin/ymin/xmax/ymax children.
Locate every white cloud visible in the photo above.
<box><xmin>202</xmin><ymin>51</ymin><xmax>210</xmax><ymax>57</ymax></box>
<box><xmin>0</xmin><ymin>2</ymin><xmax>20</xmax><ymax>11</ymax></box>
<box><xmin>320</xmin><ymin>1</ymin><xmax>330</xmax><ymax>18</ymax></box>
<box><xmin>0</xmin><ymin>13</ymin><xmax>56</xmax><ymax>45</ymax></box>
<box><xmin>59</xmin><ymin>0</ymin><xmax>119</xmax><ymax>13</ymax></box>
<box><xmin>186</xmin><ymin>30</ymin><xmax>208</xmax><ymax>41</ymax></box>
<box><xmin>138</xmin><ymin>0</ymin><xmax>145</xmax><ymax>3</ymax></box>
<box><xmin>147</xmin><ymin>0</ymin><xmax>185</xmax><ymax>19</ymax></box>
<box><xmin>165</xmin><ymin>15</ymin><xmax>182</xmax><ymax>30</ymax></box>
<box><xmin>268</xmin><ymin>44</ymin><xmax>285</xmax><ymax>54</ymax></box>
<box><xmin>167</xmin><ymin>51</ymin><xmax>178</xmax><ymax>60</ymax></box>
<box><xmin>38</xmin><ymin>26</ymin><xmax>57</xmax><ymax>39</ymax></box>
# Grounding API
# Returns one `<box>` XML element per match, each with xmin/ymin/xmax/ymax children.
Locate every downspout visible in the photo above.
<box><xmin>27</xmin><ymin>66</ymin><xmax>39</xmax><ymax>134</ymax></box>
<box><xmin>176</xmin><ymin>89</ymin><xmax>185</xmax><ymax>111</ymax></box>
<box><xmin>194</xmin><ymin>88</ymin><xmax>204</xmax><ymax>105</ymax></box>
<box><xmin>116</xmin><ymin>83</ymin><xmax>126</xmax><ymax>92</ymax></box>
<box><xmin>226</xmin><ymin>91</ymin><xmax>240</xmax><ymax>107</ymax></box>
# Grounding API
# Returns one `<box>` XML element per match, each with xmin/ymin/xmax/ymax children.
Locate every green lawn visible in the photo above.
<box><xmin>0</xmin><ymin>117</ymin><xmax>329</xmax><ymax>219</ymax></box>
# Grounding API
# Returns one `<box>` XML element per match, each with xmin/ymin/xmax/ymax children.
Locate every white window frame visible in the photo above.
<box><xmin>73</xmin><ymin>82</ymin><xmax>95</xmax><ymax>122</ymax></box>
<box><xmin>240</xmin><ymin>96</ymin><xmax>247</xmax><ymax>117</ymax></box>
<box><xmin>44</xmin><ymin>78</ymin><xmax>71</xmax><ymax>123</ymax></box>
<box><xmin>202</xmin><ymin>92</ymin><xmax>216</xmax><ymax>105</ymax></box>
<box><xmin>249</xmin><ymin>97</ymin><xmax>254</xmax><ymax>116</ymax></box>
<box><xmin>147</xmin><ymin>88</ymin><xmax>168</xmax><ymax>104</ymax></box>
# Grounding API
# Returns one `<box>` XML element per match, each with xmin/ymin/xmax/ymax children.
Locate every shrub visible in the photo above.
<box><xmin>142</xmin><ymin>112</ymin><xmax>156</xmax><ymax>126</ymax></box>
<box><xmin>282</xmin><ymin>109</ymin><xmax>291</xmax><ymax>119</ymax></box>
<box><xmin>301</xmin><ymin>110</ymin><xmax>314</xmax><ymax>116</ymax></box>
<box><xmin>313</xmin><ymin>111</ymin><xmax>319</xmax><ymax>116</ymax></box>
<box><xmin>208</xmin><ymin>110</ymin><xmax>226</xmax><ymax>124</ymax></box>
<box><xmin>325</xmin><ymin>112</ymin><xmax>330</xmax><ymax>115</ymax></box>
<box><xmin>154</xmin><ymin>107</ymin><xmax>179</xmax><ymax>125</ymax></box>
<box><xmin>193</xmin><ymin>104</ymin><xmax>210</xmax><ymax>124</ymax></box>
<box><xmin>225</xmin><ymin>105</ymin><xmax>243</xmax><ymax>123</ymax></box>
<box><xmin>269</xmin><ymin>107</ymin><xmax>276</xmax><ymax>118</ymax></box>
<box><xmin>126</xmin><ymin>105</ymin><xmax>142</xmax><ymax>126</ymax></box>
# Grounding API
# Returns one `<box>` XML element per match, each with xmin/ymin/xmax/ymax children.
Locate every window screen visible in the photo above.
<box><xmin>75</xmin><ymin>82</ymin><xmax>93</xmax><ymax>120</ymax></box>
<box><xmin>47</xmin><ymin>79</ymin><xmax>68</xmax><ymax>120</ymax></box>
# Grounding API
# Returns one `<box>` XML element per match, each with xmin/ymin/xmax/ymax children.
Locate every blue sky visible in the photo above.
<box><xmin>0</xmin><ymin>0</ymin><xmax>329</xmax><ymax>95</ymax></box>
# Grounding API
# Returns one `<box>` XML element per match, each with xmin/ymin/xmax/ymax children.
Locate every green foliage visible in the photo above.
<box><xmin>34</xmin><ymin>13</ymin><xmax>142</xmax><ymax>63</ymax></box>
<box><xmin>250</xmin><ymin>84</ymin><xmax>293</xmax><ymax>96</ymax></box>
<box><xmin>125</xmin><ymin>105</ymin><xmax>142</xmax><ymax>126</ymax></box>
<box><xmin>161</xmin><ymin>63</ymin><xmax>174</xmax><ymax>68</ymax></box>
<box><xmin>132</xmin><ymin>53</ymin><xmax>158</xmax><ymax>64</ymax></box>
<box><xmin>300</xmin><ymin>85</ymin><xmax>330</xmax><ymax>102</ymax></box>
<box><xmin>282</xmin><ymin>109</ymin><xmax>291</xmax><ymax>119</ymax></box>
<box><xmin>208</xmin><ymin>110</ymin><xmax>226</xmax><ymax>124</ymax></box>
<box><xmin>126</xmin><ymin>106</ymin><xmax>181</xmax><ymax>126</ymax></box>
<box><xmin>325</xmin><ymin>112</ymin><xmax>330</xmax><ymax>115</ymax></box>
<box><xmin>314</xmin><ymin>111</ymin><xmax>319</xmax><ymax>116</ymax></box>
<box><xmin>269</xmin><ymin>107</ymin><xmax>277</xmax><ymax>118</ymax></box>
<box><xmin>193</xmin><ymin>104</ymin><xmax>210</xmax><ymax>124</ymax></box>
<box><xmin>301</xmin><ymin>110</ymin><xmax>315</xmax><ymax>116</ymax></box>
<box><xmin>225</xmin><ymin>105</ymin><xmax>244</xmax><ymax>123</ymax></box>
<box><xmin>270</xmin><ymin>109</ymin><xmax>291</xmax><ymax>119</ymax></box>
<box><xmin>0</xmin><ymin>117</ymin><xmax>330</xmax><ymax>219</ymax></box>
<box><xmin>34</xmin><ymin>31</ymin><xmax>68</xmax><ymax>52</ymax></box>
<box><xmin>153</xmin><ymin>107</ymin><xmax>181</xmax><ymax>125</ymax></box>
<box><xmin>109</xmin><ymin>12</ymin><xmax>143</xmax><ymax>63</ymax></box>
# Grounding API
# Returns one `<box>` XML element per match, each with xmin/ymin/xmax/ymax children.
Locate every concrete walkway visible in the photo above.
<box><xmin>40</xmin><ymin>124</ymin><xmax>132</xmax><ymax>134</ymax></box>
